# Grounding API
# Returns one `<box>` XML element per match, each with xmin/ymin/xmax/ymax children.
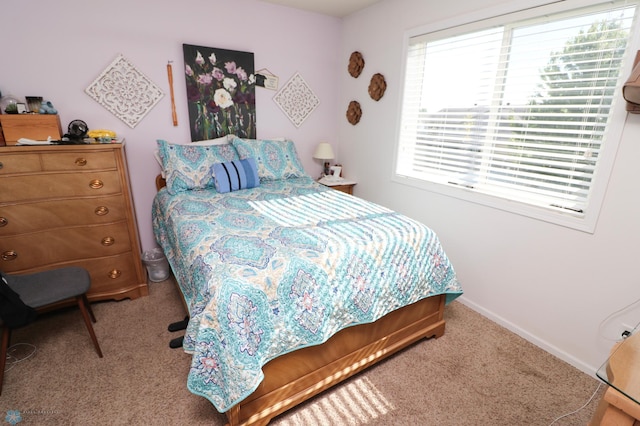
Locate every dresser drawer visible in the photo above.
<box><xmin>0</xmin><ymin>195</ymin><xmax>127</xmax><ymax>235</ymax></box>
<box><xmin>0</xmin><ymin>153</ymin><xmax>42</xmax><ymax>174</ymax></box>
<box><xmin>2</xmin><ymin>252</ymin><xmax>143</xmax><ymax>301</ymax></box>
<box><xmin>41</xmin><ymin>150</ymin><xmax>117</xmax><ymax>171</ymax></box>
<box><xmin>82</xmin><ymin>252</ymin><xmax>140</xmax><ymax>300</ymax></box>
<box><xmin>0</xmin><ymin>222</ymin><xmax>132</xmax><ymax>271</ymax></box>
<box><xmin>0</xmin><ymin>171</ymin><xmax>123</xmax><ymax>203</ymax></box>
<box><xmin>0</xmin><ymin>150</ymin><xmax>117</xmax><ymax>175</ymax></box>
<box><xmin>78</xmin><ymin>253</ymin><xmax>142</xmax><ymax>300</ymax></box>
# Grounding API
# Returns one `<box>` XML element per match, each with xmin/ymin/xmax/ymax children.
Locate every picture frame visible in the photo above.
<box><xmin>16</xmin><ymin>103</ymin><xmax>27</xmax><ymax>114</ymax></box>
<box><xmin>25</xmin><ymin>96</ymin><xmax>42</xmax><ymax>113</ymax></box>
<box><xmin>183</xmin><ymin>44</ymin><xmax>256</xmax><ymax>141</ymax></box>
<box><xmin>85</xmin><ymin>54</ymin><xmax>164</xmax><ymax>128</ymax></box>
<box><xmin>273</xmin><ymin>72</ymin><xmax>319</xmax><ymax>128</ymax></box>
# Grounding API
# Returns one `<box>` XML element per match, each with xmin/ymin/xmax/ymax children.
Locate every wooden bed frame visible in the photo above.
<box><xmin>155</xmin><ymin>175</ymin><xmax>448</xmax><ymax>426</ymax></box>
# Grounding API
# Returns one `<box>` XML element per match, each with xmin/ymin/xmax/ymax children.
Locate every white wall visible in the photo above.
<box><xmin>339</xmin><ymin>0</ymin><xmax>640</xmax><ymax>374</ymax></box>
<box><xmin>1</xmin><ymin>0</ymin><xmax>342</xmax><ymax>252</ymax></box>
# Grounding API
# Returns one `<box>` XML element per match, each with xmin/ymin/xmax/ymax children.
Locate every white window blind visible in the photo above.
<box><xmin>396</xmin><ymin>1</ymin><xmax>637</xmax><ymax>219</ymax></box>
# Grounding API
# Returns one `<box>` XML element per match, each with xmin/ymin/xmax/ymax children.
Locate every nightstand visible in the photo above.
<box><xmin>590</xmin><ymin>330</ymin><xmax>640</xmax><ymax>425</ymax></box>
<box><xmin>319</xmin><ymin>180</ymin><xmax>357</xmax><ymax>195</ymax></box>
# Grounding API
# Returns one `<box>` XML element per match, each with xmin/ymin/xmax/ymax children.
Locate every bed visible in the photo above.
<box><xmin>151</xmin><ymin>137</ymin><xmax>462</xmax><ymax>425</ymax></box>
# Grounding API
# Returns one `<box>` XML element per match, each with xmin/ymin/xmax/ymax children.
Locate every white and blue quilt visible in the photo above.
<box><xmin>152</xmin><ymin>176</ymin><xmax>462</xmax><ymax>412</ymax></box>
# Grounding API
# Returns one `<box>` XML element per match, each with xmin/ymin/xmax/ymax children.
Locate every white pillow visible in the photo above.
<box><xmin>154</xmin><ymin>150</ymin><xmax>166</xmax><ymax>177</ymax></box>
<box><xmin>192</xmin><ymin>135</ymin><xmax>234</xmax><ymax>146</ymax></box>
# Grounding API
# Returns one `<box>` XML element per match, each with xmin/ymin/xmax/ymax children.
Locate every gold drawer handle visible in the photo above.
<box><xmin>101</xmin><ymin>236</ymin><xmax>115</xmax><ymax>246</ymax></box>
<box><xmin>0</xmin><ymin>217</ymin><xmax>7</xmax><ymax>227</ymax></box>
<box><xmin>1</xmin><ymin>250</ymin><xmax>17</xmax><ymax>261</ymax></box>
<box><xmin>95</xmin><ymin>206</ymin><xmax>109</xmax><ymax>216</ymax></box>
<box><xmin>89</xmin><ymin>179</ymin><xmax>104</xmax><ymax>189</ymax></box>
<box><xmin>108</xmin><ymin>269</ymin><xmax>122</xmax><ymax>279</ymax></box>
<box><xmin>75</xmin><ymin>158</ymin><xmax>87</xmax><ymax>166</ymax></box>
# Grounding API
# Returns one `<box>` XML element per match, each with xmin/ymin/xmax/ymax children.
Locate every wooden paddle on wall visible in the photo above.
<box><xmin>167</xmin><ymin>61</ymin><xmax>178</xmax><ymax>126</ymax></box>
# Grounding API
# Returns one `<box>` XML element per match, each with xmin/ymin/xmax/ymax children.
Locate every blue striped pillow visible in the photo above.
<box><xmin>211</xmin><ymin>158</ymin><xmax>260</xmax><ymax>193</ymax></box>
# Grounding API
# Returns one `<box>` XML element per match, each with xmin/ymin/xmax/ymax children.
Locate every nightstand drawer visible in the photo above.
<box><xmin>318</xmin><ymin>179</ymin><xmax>356</xmax><ymax>195</ymax></box>
<box><xmin>329</xmin><ymin>183</ymin><xmax>355</xmax><ymax>195</ymax></box>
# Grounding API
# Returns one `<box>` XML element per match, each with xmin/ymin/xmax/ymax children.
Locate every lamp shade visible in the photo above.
<box><xmin>623</xmin><ymin>50</ymin><xmax>640</xmax><ymax>113</ymax></box>
<box><xmin>313</xmin><ymin>142</ymin><xmax>334</xmax><ymax>160</ymax></box>
<box><xmin>623</xmin><ymin>59</ymin><xmax>640</xmax><ymax>105</ymax></box>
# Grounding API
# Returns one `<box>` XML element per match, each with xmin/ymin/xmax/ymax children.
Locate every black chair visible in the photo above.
<box><xmin>0</xmin><ymin>267</ymin><xmax>103</xmax><ymax>394</ymax></box>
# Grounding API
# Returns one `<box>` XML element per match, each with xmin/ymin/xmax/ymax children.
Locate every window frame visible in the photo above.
<box><xmin>392</xmin><ymin>0</ymin><xmax>640</xmax><ymax>233</ymax></box>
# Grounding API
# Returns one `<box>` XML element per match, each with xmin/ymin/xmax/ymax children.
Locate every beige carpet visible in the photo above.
<box><xmin>1</xmin><ymin>277</ymin><xmax>603</xmax><ymax>425</ymax></box>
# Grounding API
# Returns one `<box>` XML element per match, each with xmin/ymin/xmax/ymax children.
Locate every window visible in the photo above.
<box><xmin>395</xmin><ymin>1</ymin><xmax>638</xmax><ymax>231</ymax></box>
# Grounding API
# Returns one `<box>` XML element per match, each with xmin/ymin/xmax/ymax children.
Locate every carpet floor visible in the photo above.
<box><xmin>0</xmin><ymin>277</ymin><xmax>602</xmax><ymax>425</ymax></box>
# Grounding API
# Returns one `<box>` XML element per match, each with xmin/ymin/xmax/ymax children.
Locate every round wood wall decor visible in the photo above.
<box><xmin>368</xmin><ymin>73</ymin><xmax>387</xmax><ymax>101</ymax></box>
<box><xmin>348</xmin><ymin>51</ymin><xmax>365</xmax><ymax>78</ymax></box>
<box><xmin>346</xmin><ymin>100</ymin><xmax>362</xmax><ymax>125</ymax></box>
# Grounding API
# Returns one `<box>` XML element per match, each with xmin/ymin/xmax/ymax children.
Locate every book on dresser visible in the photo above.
<box><xmin>0</xmin><ymin>142</ymin><xmax>149</xmax><ymax>302</ymax></box>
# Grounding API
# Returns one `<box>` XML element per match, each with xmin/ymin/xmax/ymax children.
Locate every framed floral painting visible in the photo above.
<box><xmin>183</xmin><ymin>44</ymin><xmax>256</xmax><ymax>141</ymax></box>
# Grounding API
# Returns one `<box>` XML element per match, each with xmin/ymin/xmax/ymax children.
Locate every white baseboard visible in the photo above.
<box><xmin>455</xmin><ymin>296</ymin><xmax>598</xmax><ymax>379</ymax></box>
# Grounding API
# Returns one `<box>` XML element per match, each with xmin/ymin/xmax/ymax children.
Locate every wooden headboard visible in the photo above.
<box><xmin>156</xmin><ymin>175</ymin><xmax>166</xmax><ymax>191</ymax></box>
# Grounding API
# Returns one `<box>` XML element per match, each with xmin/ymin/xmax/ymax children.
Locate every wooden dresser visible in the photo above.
<box><xmin>0</xmin><ymin>143</ymin><xmax>148</xmax><ymax>302</ymax></box>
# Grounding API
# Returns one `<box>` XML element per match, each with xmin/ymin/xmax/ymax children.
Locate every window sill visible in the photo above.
<box><xmin>391</xmin><ymin>174</ymin><xmax>598</xmax><ymax>233</ymax></box>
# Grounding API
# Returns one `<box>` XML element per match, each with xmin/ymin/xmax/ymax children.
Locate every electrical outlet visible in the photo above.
<box><xmin>620</xmin><ymin>323</ymin><xmax>635</xmax><ymax>339</ymax></box>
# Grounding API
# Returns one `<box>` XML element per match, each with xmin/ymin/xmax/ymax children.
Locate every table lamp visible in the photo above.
<box><xmin>623</xmin><ymin>50</ymin><xmax>640</xmax><ymax>113</ymax></box>
<box><xmin>313</xmin><ymin>142</ymin><xmax>334</xmax><ymax>177</ymax></box>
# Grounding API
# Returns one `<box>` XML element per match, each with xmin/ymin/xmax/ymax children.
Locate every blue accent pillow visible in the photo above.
<box><xmin>211</xmin><ymin>158</ymin><xmax>260</xmax><ymax>193</ymax></box>
<box><xmin>230</xmin><ymin>137</ymin><xmax>307</xmax><ymax>181</ymax></box>
<box><xmin>157</xmin><ymin>139</ymin><xmax>239</xmax><ymax>194</ymax></box>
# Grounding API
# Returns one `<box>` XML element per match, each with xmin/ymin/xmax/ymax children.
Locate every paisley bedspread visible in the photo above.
<box><xmin>152</xmin><ymin>176</ymin><xmax>462</xmax><ymax>412</ymax></box>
